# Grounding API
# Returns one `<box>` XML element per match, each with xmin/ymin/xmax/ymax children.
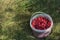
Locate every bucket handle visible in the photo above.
<box><xmin>31</xmin><ymin>12</ymin><xmax>45</xmax><ymax>17</ymax></box>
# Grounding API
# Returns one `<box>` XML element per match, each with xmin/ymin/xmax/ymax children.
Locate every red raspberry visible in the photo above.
<box><xmin>32</xmin><ymin>16</ymin><xmax>51</xmax><ymax>30</ymax></box>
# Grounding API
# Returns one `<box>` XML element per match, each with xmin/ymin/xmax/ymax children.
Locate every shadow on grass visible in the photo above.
<box><xmin>10</xmin><ymin>13</ymin><xmax>38</xmax><ymax>40</ymax></box>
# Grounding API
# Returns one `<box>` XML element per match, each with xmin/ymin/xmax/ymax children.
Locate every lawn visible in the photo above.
<box><xmin>0</xmin><ymin>0</ymin><xmax>60</xmax><ymax>40</ymax></box>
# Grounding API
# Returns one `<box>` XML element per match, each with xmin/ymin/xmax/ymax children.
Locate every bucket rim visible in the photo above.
<box><xmin>30</xmin><ymin>12</ymin><xmax>53</xmax><ymax>32</ymax></box>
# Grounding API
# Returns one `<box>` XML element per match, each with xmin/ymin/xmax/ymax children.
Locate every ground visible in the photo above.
<box><xmin>0</xmin><ymin>0</ymin><xmax>60</xmax><ymax>40</ymax></box>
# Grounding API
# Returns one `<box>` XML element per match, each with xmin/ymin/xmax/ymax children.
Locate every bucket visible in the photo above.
<box><xmin>30</xmin><ymin>12</ymin><xmax>53</xmax><ymax>38</ymax></box>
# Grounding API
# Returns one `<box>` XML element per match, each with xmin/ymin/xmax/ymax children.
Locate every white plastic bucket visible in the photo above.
<box><xmin>30</xmin><ymin>12</ymin><xmax>53</xmax><ymax>33</ymax></box>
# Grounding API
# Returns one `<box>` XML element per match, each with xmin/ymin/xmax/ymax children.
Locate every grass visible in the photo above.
<box><xmin>0</xmin><ymin>0</ymin><xmax>60</xmax><ymax>40</ymax></box>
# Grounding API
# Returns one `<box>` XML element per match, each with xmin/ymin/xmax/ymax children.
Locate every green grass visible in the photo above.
<box><xmin>0</xmin><ymin>0</ymin><xmax>60</xmax><ymax>40</ymax></box>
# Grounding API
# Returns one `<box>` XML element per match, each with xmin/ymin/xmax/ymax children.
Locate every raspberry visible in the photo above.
<box><xmin>32</xmin><ymin>16</ymin><xmax>51</xmax><ymax>30</ymax></box>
